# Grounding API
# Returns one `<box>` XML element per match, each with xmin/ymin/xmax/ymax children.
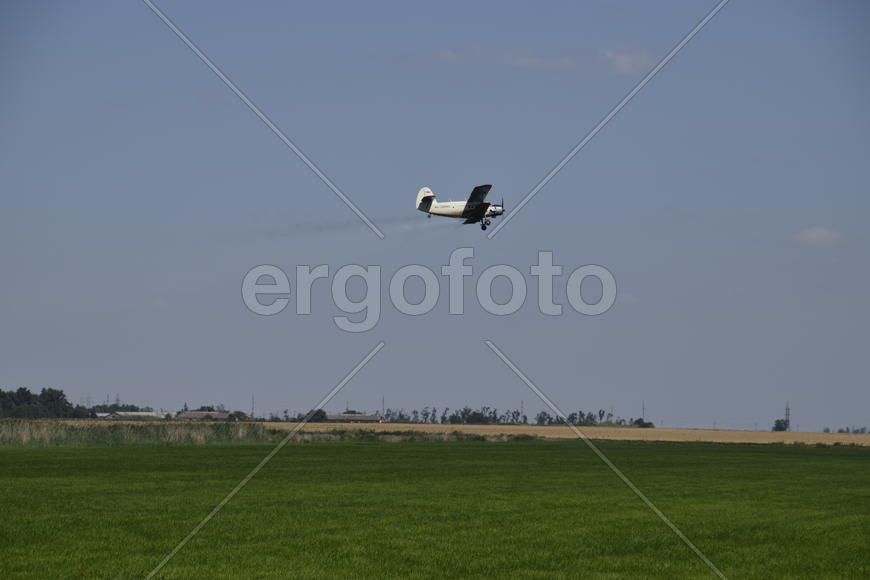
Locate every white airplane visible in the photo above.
<box><xmin>415</xmin><ymin>184</ymin><xmax>504</xmax><ymax>231</ymax></box>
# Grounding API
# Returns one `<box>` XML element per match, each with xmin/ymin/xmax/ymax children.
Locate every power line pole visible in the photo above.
<box><xmin>785</xmin><ymin>402</ymin><xmax>791</xmax><ymax>432</ymax></box>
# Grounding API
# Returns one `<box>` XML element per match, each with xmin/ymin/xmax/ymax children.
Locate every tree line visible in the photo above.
<box><xmin>823</xmin><ymin>426</ymin><xmax>869</xmax><ymax>434</ymax></box>
<box><xmin>0</xmin><ymin>387</ymin><xmax>656</xmax><ymax>427</ymax></box>
<box><xmin>292</xmin><ymin>405</ymin><xmax>655</xmax><ymax>428</ymax></box>
<box><xmin>1</xmin><ymin>387</ymin><xmax>94</xmax><ymax>418</ymax></box>
<box><xmin>18</xmin><ymin>387</ymin><xmax>865</xmax><ymax>432</ymax></box>
<box><xmin>0</xmin><ymin>387</ymin><xmax>156</xmax><ymax>419</ymax></box>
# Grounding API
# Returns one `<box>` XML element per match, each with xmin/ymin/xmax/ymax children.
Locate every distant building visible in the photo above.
<box><xmin>324</xmin><ymin>413</ymin><xmax>382</xmax><ymax>423</ymax></box>
<box><xmin>176</xmin><ymin>411</ymin><xmax>231</xmax><ymax>421</ymax></box>
<box><xmin>110</xmin><ymin>411</ymin><xmax>166</xmax><ymax>420</ymax></box>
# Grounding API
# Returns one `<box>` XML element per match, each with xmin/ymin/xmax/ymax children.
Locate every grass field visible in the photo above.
<box><xmin>1</xmin><ymin>439</ymin><xmax>868</xmax><ymax>579</ymax></box>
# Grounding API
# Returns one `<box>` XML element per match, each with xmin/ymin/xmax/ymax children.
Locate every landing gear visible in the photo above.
<box><xmin>481</xmin><ymin>223</ymin><xmax>487</xmax><ymax>230</ymax></box>
<box><xmin>480</xmin><ymin>218</ymin><xmax>491</xmax><ymax>230</ymax></box>
<box><xmin>427</xmin><ymin>213</ymin><xmax>431</xmax><ymax>218</ymax></box>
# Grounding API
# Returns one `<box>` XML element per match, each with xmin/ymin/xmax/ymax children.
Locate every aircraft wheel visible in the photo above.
<box><xmin>484</xmin><ymin>218</ymin><xmax>491</xmax><ymax>226</ymax></box>
<box><xmin>481</xmin><ymin>224</ymin><xmax>487</xmax><ymax>231</ymax></box>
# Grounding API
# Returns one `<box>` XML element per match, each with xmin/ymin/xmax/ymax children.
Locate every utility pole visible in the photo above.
<box><xmin>785</xmin><ymin>402</ymin><xmax>791</xmax><ymax>432</ymax></box>
<box><xmin>250</xmin><ymin>395</ymin><xmax>255</xmax><ymax>420</ymax></box>
<box><xmin>381</xmin><ymin>397</ymin><xmax>385</xmax><ymax>416</ymax></box>
<box><xmin>642</xmin><ymin>400</ymin><xmax>645</xmax><ymax>420</ymax></box>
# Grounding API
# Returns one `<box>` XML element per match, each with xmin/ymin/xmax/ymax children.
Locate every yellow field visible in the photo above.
<box><xmin>268</xmin><ymin>421</ymin><xmax>870</xmax><ymax>446</ymax></box>
<box><xmin>36</xmin><ymin>419</ymin><xmax>870</xmax><ymax>446</ymax></box>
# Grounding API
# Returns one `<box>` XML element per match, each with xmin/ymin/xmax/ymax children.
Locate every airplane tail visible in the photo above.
<box><xmin>416</xmin><ymin>187</ymin><xmax>436</xmax><ymax>213</ymax></box>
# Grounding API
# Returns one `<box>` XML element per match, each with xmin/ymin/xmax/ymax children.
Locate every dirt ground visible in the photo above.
<box><xmin>269</xmin><ymin>422</ymin><xmax>870</xmax><ymax>446</ymax></box>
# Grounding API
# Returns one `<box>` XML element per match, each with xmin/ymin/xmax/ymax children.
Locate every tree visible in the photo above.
<box><xmin>0</xmin><ymin>387</ymin><xmax>77</xmax><ymax>418</ymax></box>
<box><xmin>37</xmin><ymin>388</ymin><xmax>73</xmax><ymax>417</ymax></box>
<box><xmin>467</xmin><ymin>409</ymin><xmax>488</xmax><ymax>424</ymax></box>
<box><xmin>14</xmin><ymin>387</ymin><xmax>37</xmax><ymax>407</ymax></box>
<box><xmin>308</xmin><ymin>409</ymin><xmax>327</xmax><ymax>422</ymax></box>
<box><xmin>772</xmin><ymin>419</ymin><xmax>788</xmax><ymax>432</ymax></box>
<box><xmin>535</xmin><ymin>411</ymin><xmax>553</xmax><ymax>425</ymax></box>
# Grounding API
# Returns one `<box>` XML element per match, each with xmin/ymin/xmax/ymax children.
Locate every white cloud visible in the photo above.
<box><xmin>794</xmin><ymin>226</ymin><xmax>844</xmax><ymax>246</ymax></box>
<box><xmin>432</xmin><ymin>48</ymin><xmax>474</xmax><ymax>64</ymax></box>
<box><xmin>597</xmin><ymin>48</ymin><xmax>657</xmax><ymax>74</ymax></box>
<box><xmin>429</xmin><ymin>47</ymin><xmax>656</xmax><ymax>74</ymax></box>
<box><xmin>501</xmin><ymin>50</ymin><xmax>576</xmax><ymax>69</ymax></box>
<box><xmin>432</xmin><ymin>48</ymin><xmax>575</xmax><ymax>69</ymax></box>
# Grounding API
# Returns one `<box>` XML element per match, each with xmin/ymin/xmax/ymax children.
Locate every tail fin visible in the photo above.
<box><xmin>416</xmin><ymin>187</ymin><xmax>436</xmax><ymax>212</ymax></box>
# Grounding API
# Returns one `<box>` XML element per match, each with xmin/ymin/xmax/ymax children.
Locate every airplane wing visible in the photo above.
<box><xmin>461</xmin><ymin>184</ymin><xmax>493</xmax><ymax>222</ymax></box>
<box><xmin>461</xmin><ymin>202</ymin><xmax>490</xmax><ymax>222</ymax></box>
<box><xmin>466</xmin><ymin>184</ymin><xmax>493</xmax><ymax>206</ymax></box>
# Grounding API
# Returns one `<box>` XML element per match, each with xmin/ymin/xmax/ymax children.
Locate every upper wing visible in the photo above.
<box><xmin>461</xmin><ymin>184</ymin><xmax>493</xmax><ymax>221</ymax></box>
<box><xmin>466</xmin><ymin>184</ymin><xmax>493</xmax><ymax>206</ymax></box>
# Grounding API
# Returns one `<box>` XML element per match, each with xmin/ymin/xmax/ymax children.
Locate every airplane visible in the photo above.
<box><xmin>415</xmin><ymin>184</ymin><xmax>504</xmax><ymax>230</ymax></box>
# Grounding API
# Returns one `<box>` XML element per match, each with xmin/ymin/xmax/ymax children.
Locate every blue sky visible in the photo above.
<box><xmin>1</xmin><ymin>0</ymin><xmax>868</xmax><ymax>429</ymax></box>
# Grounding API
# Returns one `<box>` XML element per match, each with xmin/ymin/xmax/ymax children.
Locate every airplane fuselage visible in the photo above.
<box><xmin>427</xmin><ymin>201</ymin><xmax>504</xmax><ymax>219</ymax></box>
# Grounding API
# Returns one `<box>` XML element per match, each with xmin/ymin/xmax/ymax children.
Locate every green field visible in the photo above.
<box><xmin>1</xmin><ymin>439</ymin><xmax>868</xmax><ymax>579</ymax></box>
